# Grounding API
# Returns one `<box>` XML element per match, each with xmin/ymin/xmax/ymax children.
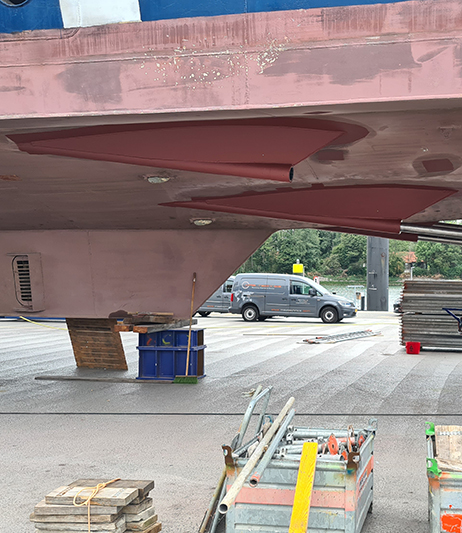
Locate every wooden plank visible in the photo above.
<box><xmin>136</xmin><ymin>522</ymin><xmax>161</xmax><ymax>533</ymax></box>
<box><xmin>126</xmin><ymin>515</ymin><xmax>158</xmax><ymax>531</ymax></box>
<box><xmin>35</xmin><ymin>376</ymin><xmax>173</xmax><ymax>384</ymax></box>
<box><xmin>30</xmin><ymin>513</ymin><xmax>120</xmax><ymax>524</ymax></box>
<box><xmin>133</xmin><ymin>320</ymin><xmax>196</xmax><ymax>334</ymax></box>
<box><xmin>123</xmin><ymin>313</ymin><xmax>174</xmax><ymax>325</ymax></box>
<box><xmin>114</xmin><ymin>324</ymin><xmax>133</xmax><ymax>332</ymax></box>
<box><xmin>34</xmin><ymin>516</ymin><xmax>125</xmax><ymax>532</ymax></box>
<box><xmin>34</xmin><ymin>501</ymin><xmax>120</xmax><ymax>517</ymax></box>
<box><xmin>125</xmin><ymin>507</ymin><xmax>155</xmax><ymax>523</ymax></box>
<box><xmin>123</xmin><ymin>523</ymin><xmax>161</xmax><ymax>533</ymax></box>
<box><xmin>45</xmin><ymin>486</ymin><xmax>137</xmax><ymax>507</ymax></box>
<box><xmin>69</xmin><ymin>480</ymin><xmax>154</xmax><ymax>500</ymax></box>
<box><xmin>66</xmin><ymin>318</ymin><xmax>127</xmax><ymax>370</ymax></box>
<box><xmin>436</xmin><ymin>425</ymin><xmax>462</xmax><ymax>469</ymax></box>
<box><xmin>122</xmin><ymin>498</ymin><xmax>153</xmax><ymax>515</ymax></box>
<box><xmin>288</xmin><ymin>442</ymin><xmax>318</xmax><ymax>533</ymax></box>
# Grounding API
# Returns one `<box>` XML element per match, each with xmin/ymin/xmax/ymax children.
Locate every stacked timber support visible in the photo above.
<box><xmin>400</xmin><ymin>280</ymin><xmax>462</xmax><ymax>349</ymax></box>
<box><xmin>66</xmin><ymin>318</ymin><xmax>128</xmax><ymax>370</ymax></box>
<box><xmin>66</xmin><ymin>314</ymin><xmax>195</xmax><ymax>370</ymax></box>
<box><xmin>30</xmin><ymin>479</ymin><xmax>161</xmax><ymax>533</ymax></box>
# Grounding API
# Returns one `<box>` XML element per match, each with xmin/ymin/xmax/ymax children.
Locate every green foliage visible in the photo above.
<box><xmin>389</xmin><ymin>253</ymin><xmax>405</xmax><ymax>277</ymax></box>
<box><xmin>415</xmin><ymin>241</ymin><xmax>462</xmax><ymax>278</ymax></box>
<box><xmin>389</xmin><ymin>239</ymin><xmax>414</xmax><ymax>253</ymax></box>
<box><xmin>236</xmin><ymin>229</ymin><xmax>321</xmax><ymax>274</ymax></box>
<box><xmin>321</xmin><ymin>234</ymin><xmax>367</xmax><ymax>277</ymax></box>
<box><xmin>236</xmin><ymin>230</ymin><xmax>462</xmax><ymax>280</ymax></box>
<box><xmin>411</xmin><ymin>266</ymin><xmax>428</xmax><ymax>278</ymax></box>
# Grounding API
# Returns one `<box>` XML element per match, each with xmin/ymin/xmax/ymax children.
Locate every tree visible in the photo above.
<box><xmin>389</xmin><ymin>253</ymin><xmax>405</xmax><ymax>277</ymax></box>
<box><xmin>415</xmin><ymin>241</ymin><xmax>462</xmax><ymax>278</ymax></box>
<box><xmin>323</xmin><ymin>233</ymin><xmax>367</xmax><ymax>277</ymax></box>
<box><xmin>236</xmin><ymin>229</ymin><xmax>321</xmax><ymax>274</ymax></box>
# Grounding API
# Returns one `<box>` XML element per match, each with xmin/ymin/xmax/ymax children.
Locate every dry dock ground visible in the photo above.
<box><xmin>2</xmin><ymin>311</ymin><xmax>462</xmax><ymax>532</ymax></box>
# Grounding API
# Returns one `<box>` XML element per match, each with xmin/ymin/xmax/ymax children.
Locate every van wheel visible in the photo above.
<box><xmin>320</xmin><ymin>306</ymin><xmax>338</xmax><ymax>323</ymax></box>
<box><xmin>198</xmin><ymin>311</ymin><xmax>211</xmax><ymax>317</ymax></box>
<box><xmin>242</xmin><ymin>305</ymin><xmax>259</xmax><ymax>322</ymax></box>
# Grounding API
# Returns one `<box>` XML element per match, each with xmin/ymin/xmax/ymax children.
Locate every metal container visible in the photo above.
<box><xmin>426</xmin><ymin>423</ymin><xmax>462</xmax><ymax>533</ymax></box>
<box><xmin>137</xmin><ymin>328</ymin><xmax>205</xmax><ymax>379</ymax></box>
<box><xmin>223</xmin><ymin>421</ymin><xmax>376</xmax><ymax>533</ymax></box>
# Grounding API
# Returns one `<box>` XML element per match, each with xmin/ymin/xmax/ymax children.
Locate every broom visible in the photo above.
<box><xmin>174</xmin><ymin>272</ymin><xmax>198</xmax><ymax>384</ymax></box>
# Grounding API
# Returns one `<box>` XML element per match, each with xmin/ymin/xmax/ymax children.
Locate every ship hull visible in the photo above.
<box><xmin>1</xmin><ymin>0</ymin><xmax>462</xmax><ymax>317</ymax></box>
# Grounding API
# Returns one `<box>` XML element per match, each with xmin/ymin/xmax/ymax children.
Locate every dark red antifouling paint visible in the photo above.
<box><xmin>9</xmin><ymin>118</ymin><xmax>368</xmax><ymax>182</ymax></box>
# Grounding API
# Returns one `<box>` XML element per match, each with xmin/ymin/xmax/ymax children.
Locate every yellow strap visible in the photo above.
<box><xmin>19</xmin><ymin>316</ymin><xmax>67</xmax><ymax>330</ymax></box>
<box><xmin>289</xmin><ymin>442</ymin><xmax>318</xmax><ymax>533</ymax></box>
<box><xmin>72</xmin><ymin>478</ymin><xmax>120</xmax><ymax>533</ymax></box>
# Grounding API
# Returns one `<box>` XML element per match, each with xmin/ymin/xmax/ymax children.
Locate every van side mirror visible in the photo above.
<box><xmin>309</xmin><ymin>288</ymin><xmax>317</xmax><ymax>297</ymax></box>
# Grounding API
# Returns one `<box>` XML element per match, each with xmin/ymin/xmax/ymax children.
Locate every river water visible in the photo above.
<box><xmin>321</xmin><ymin>280</ymin><xmax>403</xmax><ymax>312</ymax></box>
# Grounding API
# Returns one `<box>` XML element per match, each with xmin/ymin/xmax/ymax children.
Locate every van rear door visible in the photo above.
<box><xmin>221</xmin><ymin>278</ymin><xmax>234</xmax><ymax>311</ymax></box>
<box><xmin>265</xmin><ymin>277</ymin><xmax>289</xmax><ymax>314</ymax></box>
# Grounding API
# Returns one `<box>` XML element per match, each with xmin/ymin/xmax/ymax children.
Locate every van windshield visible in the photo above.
<box><xmin>306</xmin><ymin>278</ymin><xmax>331</xmax><ymax>296</ymax></box>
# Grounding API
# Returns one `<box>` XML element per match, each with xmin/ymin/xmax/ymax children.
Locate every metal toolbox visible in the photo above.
<box><xmin>206</xmin><ymin>387</ymin><xmax>376</xmax><ymax>533</ymax></box>
<box><xmin>223</xmin><ymin>422</ymin><xmax>376</xmax><ymax>533</ymax></box>
<box><xmin>426</xmin><ymin>423</ymin><xmax>462</xmax><ymax>533</ymax></box>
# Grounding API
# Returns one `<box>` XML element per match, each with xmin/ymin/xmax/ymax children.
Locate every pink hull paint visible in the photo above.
<box><xmin>1</xmin><ymin>0</ymin><xmax>462</xmax><ymax>317</ymax></box>
<box><xmin>0</xmin><ymin>230</ymin><xmax>270</xmax><ymax>318</ymax></box>
<box><xmin>0</xmin><ymin>1</ymin><xmax>461</xmax><ymax>119</ymax></box>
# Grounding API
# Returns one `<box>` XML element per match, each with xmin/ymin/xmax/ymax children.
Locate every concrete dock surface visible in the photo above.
<box><xmin>1</xmin><ymin>311</ymin><xmax>461</xmax><ymax>532</ymax></box>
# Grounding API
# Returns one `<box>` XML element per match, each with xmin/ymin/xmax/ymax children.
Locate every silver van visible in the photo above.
<box><xmin>229</xmin><ymin>273</ymin><xmax>356</xmax><ymax>323</ymax></box>
<box><xmin>196</xmin><ymin>277</ymin><xmax>235</xmax><ymax>316</ymax></box>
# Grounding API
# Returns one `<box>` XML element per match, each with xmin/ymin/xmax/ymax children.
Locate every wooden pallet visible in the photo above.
<box><xmin>114</xmin><ymin>318</ymin><xmax>196</xmax><ymax>334</ymax></box>
<box><xmin>66</xmin><ymin>318</ymin><xmax>127</xmax><ymax>370</ymax></box>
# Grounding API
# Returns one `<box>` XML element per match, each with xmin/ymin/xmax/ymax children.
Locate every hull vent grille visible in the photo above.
<box><xmin>12</xmin><ymin>255</ymin><xmax>32</xmax><ymax>308</ymax></box>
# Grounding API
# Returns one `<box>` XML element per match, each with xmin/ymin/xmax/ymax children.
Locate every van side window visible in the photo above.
<box><xmin>291</xmin><ymin>281</ymin><xmax>314</xmax><ymax>295</ymax></box>
<box><xmin>291</xmin><ymin>281</ymin><xmax>303</xmax><ymax>295</ymax></box>
<box><xmin>224</xmin><ymin>281</ymin><xmax>233</xmax><ymax>293</ymax></box>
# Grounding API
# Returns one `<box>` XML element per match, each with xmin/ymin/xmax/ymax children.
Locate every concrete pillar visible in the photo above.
<box><xmin>366</xmin><ymin>237</ymin><xmax>389</xmax><ymax>311</ymax></box>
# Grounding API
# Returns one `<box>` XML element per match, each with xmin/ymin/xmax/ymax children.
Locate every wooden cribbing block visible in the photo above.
<box><xmin>66</xmin><ymin>318</ymin><xmax>127</xmax><ymax>370</ymax></box>
<box><xmin>123</xmin><ymin>313</ymin><xmax>174</xmax><ymax>325</ymax></box>
<box><xmin>30</xmin><ymin>513</ymin><xmax>121</xmax><ymax>524</ymax></box>
<box><xmin>45</xmin><ymin>486</ymin><xmax>137</xmax><ymax>507</ymax></box>
<box><xmin>125</xmin><ymin>507</ymin><xmax>155</xmax><ymax>523</ymax></box>
<box><xmin>34</xmin><ymin>501</ymin><xmax>120</xmax><ymax>516</ymax></box>
<box><xmin>131</xmin><ymin>523</ymin><xmax>161</xmax><ymax>533</ymax></box>
<box><xmin>69</xmin><ymin>480</ymin><xmax>154</xmax><ymax>500</ymax></box>
<box><xmin>122</xmin><ymin>498</ymin><xmax>153</xmax><ymax>515</ymax></box>
<box><xmin>34</xmin><ymin>515</ymin><xmax>125</xmax><ymax>531</ymax></box>
<box><xmin>126</xmin><ymin>514</ymin><xmax>158</xmax><ymax>531</ymax></box>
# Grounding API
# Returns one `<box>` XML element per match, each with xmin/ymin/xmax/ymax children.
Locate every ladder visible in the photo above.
<box><xmin>303</xmin><ymin>329</ymin><xmax>380</xmax><ymax>344</ymax></box>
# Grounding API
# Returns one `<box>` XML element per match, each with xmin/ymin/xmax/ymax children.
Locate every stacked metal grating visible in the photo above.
<box><xmin>400</xmin><ymin>280</ymin><xmax>462</xmax><ymax>349</ymax></box>
<box><xmin>30</xmin><ymin>480</ymin><xmax>161</xmax><ymax>533</ymax></box>
<box><xmin>426</xmin><ymin>423</ymin><xmax>462</xmax><ymax>532</ymax></box>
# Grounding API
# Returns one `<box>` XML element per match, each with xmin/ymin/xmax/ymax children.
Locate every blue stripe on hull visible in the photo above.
<box><xmin>0</xmin><ymin>0</ymin><xmax>411</xmax><ymax>35</ymax></box>
<box><xmin>138</xmin><ymin>0</ymin><xmax>410</xmax><ymax>21</ymax></box>
<box><xmin>0</xmin><ymin>0</ymin><xmax>63</xmax><ymax>34</ymax></box>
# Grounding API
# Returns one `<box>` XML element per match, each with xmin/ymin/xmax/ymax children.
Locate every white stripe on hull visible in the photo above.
<box><xmin>59</xmin><ymin>0</ymin><xmax>141</xmax><ymax>28</ymax></box>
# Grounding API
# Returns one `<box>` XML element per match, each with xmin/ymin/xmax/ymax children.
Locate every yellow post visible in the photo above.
<box><xmin>289</xmin><ymin>441</ymin><xmax>318</xmax><ymax>533</ymax></box>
